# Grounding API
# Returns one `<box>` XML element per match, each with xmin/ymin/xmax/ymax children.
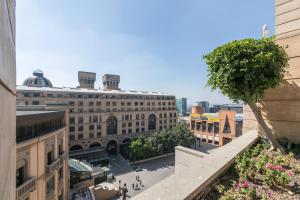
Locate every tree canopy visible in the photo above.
<box><xmin>203</xmin><ymin>37</ymin><xmax>289</xmax><ymax>151</ymax></box>
<box><xmin>203</xmin><ymin>38</ymin><xmax>288</xmax><ymax>103</ymax></box>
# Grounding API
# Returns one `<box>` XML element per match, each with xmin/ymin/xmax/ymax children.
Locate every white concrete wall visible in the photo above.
<box><xmin>0</xmin><ymin>0</ymin><xmax>16</xmax><ymax>199</ymax></box>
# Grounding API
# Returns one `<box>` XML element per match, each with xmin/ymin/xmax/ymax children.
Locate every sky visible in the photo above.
<box><xmin>16</xmin><ymin>0</ymin><xmax>275</xmax><ymax>104</ymax></box>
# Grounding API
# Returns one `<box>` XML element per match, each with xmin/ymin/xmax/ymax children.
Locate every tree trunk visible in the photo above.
<box><xmin>247</xmin><ymin>101</ymin><xmax>285</xmax><ymax>152</ymax></box>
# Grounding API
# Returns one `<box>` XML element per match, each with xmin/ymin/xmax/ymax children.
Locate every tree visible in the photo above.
<box><xmin>203</xmin><ymin>38</ymin><xmax>288</xmax><ymax>151</ymax></box>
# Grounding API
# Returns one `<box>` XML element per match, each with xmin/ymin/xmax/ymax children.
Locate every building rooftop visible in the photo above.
<box><xmin>16</xmin><ymin>109</ymin><xmax>63</xmax><ymax>116</ymax></box>
<box><xmin>17</xmin><ymin>85</ymin><xmax>173</xmax><ymax>96</ymax></box>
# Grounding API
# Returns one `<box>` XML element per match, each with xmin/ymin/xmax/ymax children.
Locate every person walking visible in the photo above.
<box><xmin>122</xmin><ymin>183</ymin><xmax>128</xmax><ymax>200</ymax></box>
<box><xmin>132</xmin><ymin>183</ymin><xmax>135</xmax><ymax>190</ymax></box>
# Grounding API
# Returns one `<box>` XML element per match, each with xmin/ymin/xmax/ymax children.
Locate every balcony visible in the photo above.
<box><xmin>16</xmin><ymin>176</ymin><xmax>37</xmax><ymax>199</ymax></box>
<box><xmin>59</xmin><ymin>151</ymin><xmax>68</xmax><ymax>161</ymax></box>
<box><xmin>46</xmin><ymin>159</ymin><xmax>61</xmax><ymax>176</ymax></box>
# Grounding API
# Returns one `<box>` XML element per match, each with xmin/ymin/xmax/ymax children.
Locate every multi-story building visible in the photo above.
<box><xmin>176</xmin><ymin>98</ymin><xmax>187</xmax><ymax>116</ymax></box>
<box><xmin>189</xmin><ymin>105</ymin><xmax>243</xmax><ymax>146</ymax></box>
<box><xmin>220</xmin><ymin>104</ymin><xmax>243</xmax><ymax>114</ymax></box>
<box><xmin>16</xmin><ymin>105</ymin><xmax>69</xmax><ymax>200</ymax></box>
<box><xmin>0</xmin><ymin>0</ymin><xmax>16</xmax><ymax>199</ymax></box>
<box><xmin>17</xmin><ymin>70</ymin><xmax>178</xmax><ymax>156</ymax></box>
<box><xmin>197</xmin><ymin>101</ymin><xmax>209</xmax><ymax>113</ymax></box>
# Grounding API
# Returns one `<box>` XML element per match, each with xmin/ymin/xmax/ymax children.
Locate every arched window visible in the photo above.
<box><xmin>107</xmin><ymin>116</ymin><xmax>118</xmax><ymax>135</ymax></box>
<box><xmin>148</xmin><ymin>114</ymin><xmax>156</xmax><ymax>131</ymax></box>
<box><xmin>69</xmin><ymin>145</ymin><xmax>83</xmax><ymax>152</ymax></box>
<box><xmin>89</xmin><ymin>142</ymin><xmax>101</xmax><ymax>149</ymax></box>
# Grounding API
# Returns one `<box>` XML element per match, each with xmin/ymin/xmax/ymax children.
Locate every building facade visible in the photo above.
<box><xmin>176</xmin><ymin>98</ymin><xmax>187</xmax><ymax>116</ymax></box>
<box><xmin>16</xmin><ymin>106</ymin><xmax>69</xmax><ymax>200</ymax></box>
<box><xmin>17</xmin><ymin>71</ymin><xmax>178</xmax><ymax>154</ymax></box>
<box><xmin>190</xmin><ymin>106</ymin><xmax>242</xmax><ymax>146</ymax></box>
<box><xmin>0</xmin><ymin>0</ymin><xmax>16</xmax><ymax>199</ymax></box>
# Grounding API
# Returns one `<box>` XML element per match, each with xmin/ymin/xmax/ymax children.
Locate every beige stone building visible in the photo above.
<box><xmin>0</xmin><ymin>0</ymin><xmax>16</xmax><ymax>199</ymax></box>
<box><xmin>16</xmin><ymin>106</ymin><xmax>69</xmax><ymax>200</ymax></box>
<box><xmin>243</xmin><ymin>0</ymin><xmax>300</xmax><ymax>145</ymax></box>
<box><xmin>17</xmin><ymin>71</ymin><xmax>178</xmax><ymax>155</ymax></box>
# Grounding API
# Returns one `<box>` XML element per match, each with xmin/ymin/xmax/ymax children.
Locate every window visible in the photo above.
<box><xmin>32</xmin><ymin>101</ymin><xmax>39</xmax><ymax>105</ymax></box>
<box><xmin>16</xmin><ymin>166</ymin><xmax>25</xmax><ymax>187</ymax></box>
<box><xmin>128</xmin><ymin>129</ymin><xmax>132</xmax><ymax>134</ymax></box>
<box><xmin>169</xmin><ymin>113</ymin><xmax>172</xmax><ymax>117</ymax></box>
<box><xmin>148</xmin><ymin>114</ymin><xmax>156</xmax><ymax>130</ymax></box>
<box><xmin>69</xmin><ymin>117</ymin><xmax>75</xmax><ymax>124</ymax></box>
<box><xmin>58</xmin><ymin>167</ymin><xmax>63</xmax><ymax>180</ymax></box>
<box><xmin>107</xmin><ymin>116</ymin><xmax>118</xmax><ymax>135</ymax></box>
<box><xmin>136</xmin><ymin>121</ymin><xmax>139</xmax><ymax>126</ymax></box>
<box><xmin>69</xmin><ymin>101</ymin><xmax>75</xmax><ymax>106</ymax></box>
<box><xmin>47</xmin><ymin>151</ymin><xmax>54</xmax><ymax>165</ymax></box>
<box><xmin>141</xmin><ymin>114</ymin><xmax>145</xmax><ymax>119</ymax></box>
<box><xmin>46</xmin><ymin>176</ymin><xmax>55</xmax><ymax>196</ymax></box>
<box><xmin>122</xmin><ymin>130</ymin><xmax>126</xmax><ymax>134</ymax></box>
<box><xmin>78</xmin><ymin>101</ymin><xmax>83</xmax><ymax>106</ymax></box>
<box><xmin>96</xmin><ymin>101</ymin><xmax>101</xmax><ymax>106</ymax></box>
<box><xmin>136</xmin><ymin>114</ymin><xmax>139</xmax><ymax>120</ymax></box>
<box><xmin>78</xmin><ymin>133</ymin><xmax>83</xmax><ymax>140</ymax></box>
<box><xmin>69</xmin><ymin>127</ymin><xmax>75</xmax><ymax>132</ymax></box>
<box><xmin>93</xmin><ymin>115</ymin><xmax>98</xmax><ymax>123</ymax></box>
<box><xmin>78</xmin><ymin>116</ymin><xmax>83</xmax><ymax>124</ymax></box>
<box><xmin>106</xmin><ymin>102</ymin><xmax>110</xmax><ymax>106</ymax></box>
<box><xmin>89</xmin><ymin>125</ymin><xmax>94</xmax><ymax>131</ymax></box>
<box><xmin>122</xmin><ymin>123</ymin><xmax>126</xmax><ymax>128</ymax></box>
<box><xmin>128</xmin><ymin>122</ymin><xmax>132</xmax><ymax>127</ymax></box>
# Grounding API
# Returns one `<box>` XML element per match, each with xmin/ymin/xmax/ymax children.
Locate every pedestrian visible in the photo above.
<box><xmin>132</xmin><ymin>183</ymin><xmax>135</xmax><ymax>190</ymax></box>
<box><xmin>137</xmin><ymin>175</ymin><xmax>140</xmax><ymax>181</ymax></box>
<box><xmin>122</xmin><ymin>183</ymin><xmax>128</xmax><ymax>200</ymax></box>
<box><xmin>139</xmin><ymin>180</ymin><xmax>142</xmax><ymax>186</ymax></box>
<box><xmin>135</xmin><ymin>175</ymin><xmax>137</xmax><ymax>181</ymax></box>
<box><xmin>135</xmin><ymin>183</ymin><xmax>138</xmax><ymax>190</ymax></box>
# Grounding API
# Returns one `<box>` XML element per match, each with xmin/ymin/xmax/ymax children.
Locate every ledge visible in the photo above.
<box><xmin>131</xmin><ymin>130</ymin><xmax>258</xmax><ymax>200</ymax></box>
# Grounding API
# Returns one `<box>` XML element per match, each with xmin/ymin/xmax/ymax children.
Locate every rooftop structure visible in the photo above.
<box><xmin>78</xmin><ymin>71</ymin><xmax>96</xmax><ymax>89</ymax></box>
<box><xmin>102</xmin><ymin>74</ymin><xmax>120</xmax><ymax>90</ymax></box>
<box><xmin>23</xmin><ymin>69</ymin><xmax>53</xmax><ymax>88</ymax></box>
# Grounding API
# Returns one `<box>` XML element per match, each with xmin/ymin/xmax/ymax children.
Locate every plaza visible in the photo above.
<box><xmin>108</xmin><ymin>142</ymin><xmax>218</xmax><ymax>199</ymax></box>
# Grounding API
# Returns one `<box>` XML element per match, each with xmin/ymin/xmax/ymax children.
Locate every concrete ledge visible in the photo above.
<box><xmin>132</xmin><ymin>130</ymin><xmax>258</xmax><ymax>200</ymax></box>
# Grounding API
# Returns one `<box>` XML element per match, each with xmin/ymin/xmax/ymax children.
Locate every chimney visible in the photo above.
<box><xmin>102</xmin><ymin>74</ymin><xmax>120</xmax><ymax>90</ymax></box>
<box><xmin>78</xmin><ymin>71</ymin><xmax>96</xmax><ymax>89</ymax></box>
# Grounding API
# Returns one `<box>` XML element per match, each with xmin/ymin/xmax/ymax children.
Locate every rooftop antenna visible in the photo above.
<box><xmin>262</xmin><ymin>24</ymin><xmax>269</xmax><ymax>37</ymax></box>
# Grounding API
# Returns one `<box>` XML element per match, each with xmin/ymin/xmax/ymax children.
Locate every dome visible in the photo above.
<box><xmin>23</xmin><ymin>69</ymin><xmax>53</xmax><ymax>87</ymax></box>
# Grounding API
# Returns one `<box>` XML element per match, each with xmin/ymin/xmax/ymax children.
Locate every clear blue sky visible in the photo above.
<box><xmin>16</xmin><ymin>0</ymin><xmax>275</xmax><ymax>104</ymax></box>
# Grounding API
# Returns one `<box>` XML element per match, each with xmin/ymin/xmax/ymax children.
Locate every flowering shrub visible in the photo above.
<box><xmin>218</xmin><ymin>180</ymin><xmax>257</xmax><ymax>200</ymax></box>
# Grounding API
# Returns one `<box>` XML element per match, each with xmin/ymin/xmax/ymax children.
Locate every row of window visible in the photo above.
<box><xmin>69</xmin><ymin>113</ymin><xmax>177</xmax><ymax>124</ymax></box>
<box><xmin>69</xmin><ymin>101</ymin><xmax>175</xmax><ymax>107</ymax></box>
<box><xmin>69</xmin><ymin>107</ymin><xmax>177</xmax><ymax>113</ymax></box>
<box><xmin>19</xmin><ymin>92</ymin><xmax>175</xmax><ymax>100</ymax></box>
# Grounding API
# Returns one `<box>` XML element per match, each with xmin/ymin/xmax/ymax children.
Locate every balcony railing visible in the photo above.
<box><xmin>59</xmin><ymin>151</ymin><xmax>68</xmax><ymax>161</ymax></box>
<box><xmin>16</xmin><ymin>176</ymin><xmax>37</xmax><ymax>199</ymax></box>
<box><xmin>46</xmin><ymin>158</ymin><xmax>61</xmax><ymax>176</ymax></box>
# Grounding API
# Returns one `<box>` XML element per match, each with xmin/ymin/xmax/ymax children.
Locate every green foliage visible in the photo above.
<box><xmin>203</xmin><ymin>38</ymin><xmax>289</xmax><ymax>103</ymax></box>
<box><xmin>128</xmin><ymin>124</ymin><xmax>194</xmax><ymax>161</ymax></box>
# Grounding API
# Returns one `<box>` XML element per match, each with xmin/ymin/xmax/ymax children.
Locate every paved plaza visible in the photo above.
<box><xmin>107</xmin><ymin>142</ymin><xmax>218</xmax><ymax>199</ymax></box>
<box><xmin>109</xmin><ymin>154</ymin><xmax>175</xmax><ymax>199</ymax></box>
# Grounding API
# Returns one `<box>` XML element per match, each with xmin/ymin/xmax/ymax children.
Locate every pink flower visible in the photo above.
<box><xmin>241</xmin><ymin>180</ymin><xmax>249</xmax><ymax>188</ymax></box>
<box><xmin>266</xmin><ymin>191</ymin><xmax>271</xmax><ymax>198</ymax></box>
<box><xmin>265</xmin><ymin>163</ymin><xmax>272</xmax><ymax>169</ymax></box>
<box><xmin>288</xmin><ymin>171</ymin><xmax>294</xmax><ymax>177</ymax></box>
<box><xmin>278</xmin><ymin>165</ymin><xmax>284</xmax><ymax>172</ymax></box>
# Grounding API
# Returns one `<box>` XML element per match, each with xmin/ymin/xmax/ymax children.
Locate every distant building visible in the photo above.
<box><xmin>209</xmin><ymin>104</ymin><xmax>221</xmax><ymax>113</ymax></box>
<box><xmin>16</xmin><ymin>105</ymin><xmax>69</xmax><ymax>200</ymax></box>
<box><xmin>176</xmin><ymin>98</ymin><xmax>187</xmax><ymax>116</ymax></box>
<box><xmin>17</xmin><ymin>70</ymin><xmax>178</xmax><ymax>159</ymax></box>
<box><xmin>197</xmin><ymin>101</ymin><xmax>209</xmax><ymax>113</ymax></box>
<box><xmin>189</xmin><ymin>105</ymin><xmax>243</xmax><ymax>146</ymax></box>
<box><xmin>220</xmin><ymin>104</ymin><xmax>243</xmax><ymax>113</ymax></box>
